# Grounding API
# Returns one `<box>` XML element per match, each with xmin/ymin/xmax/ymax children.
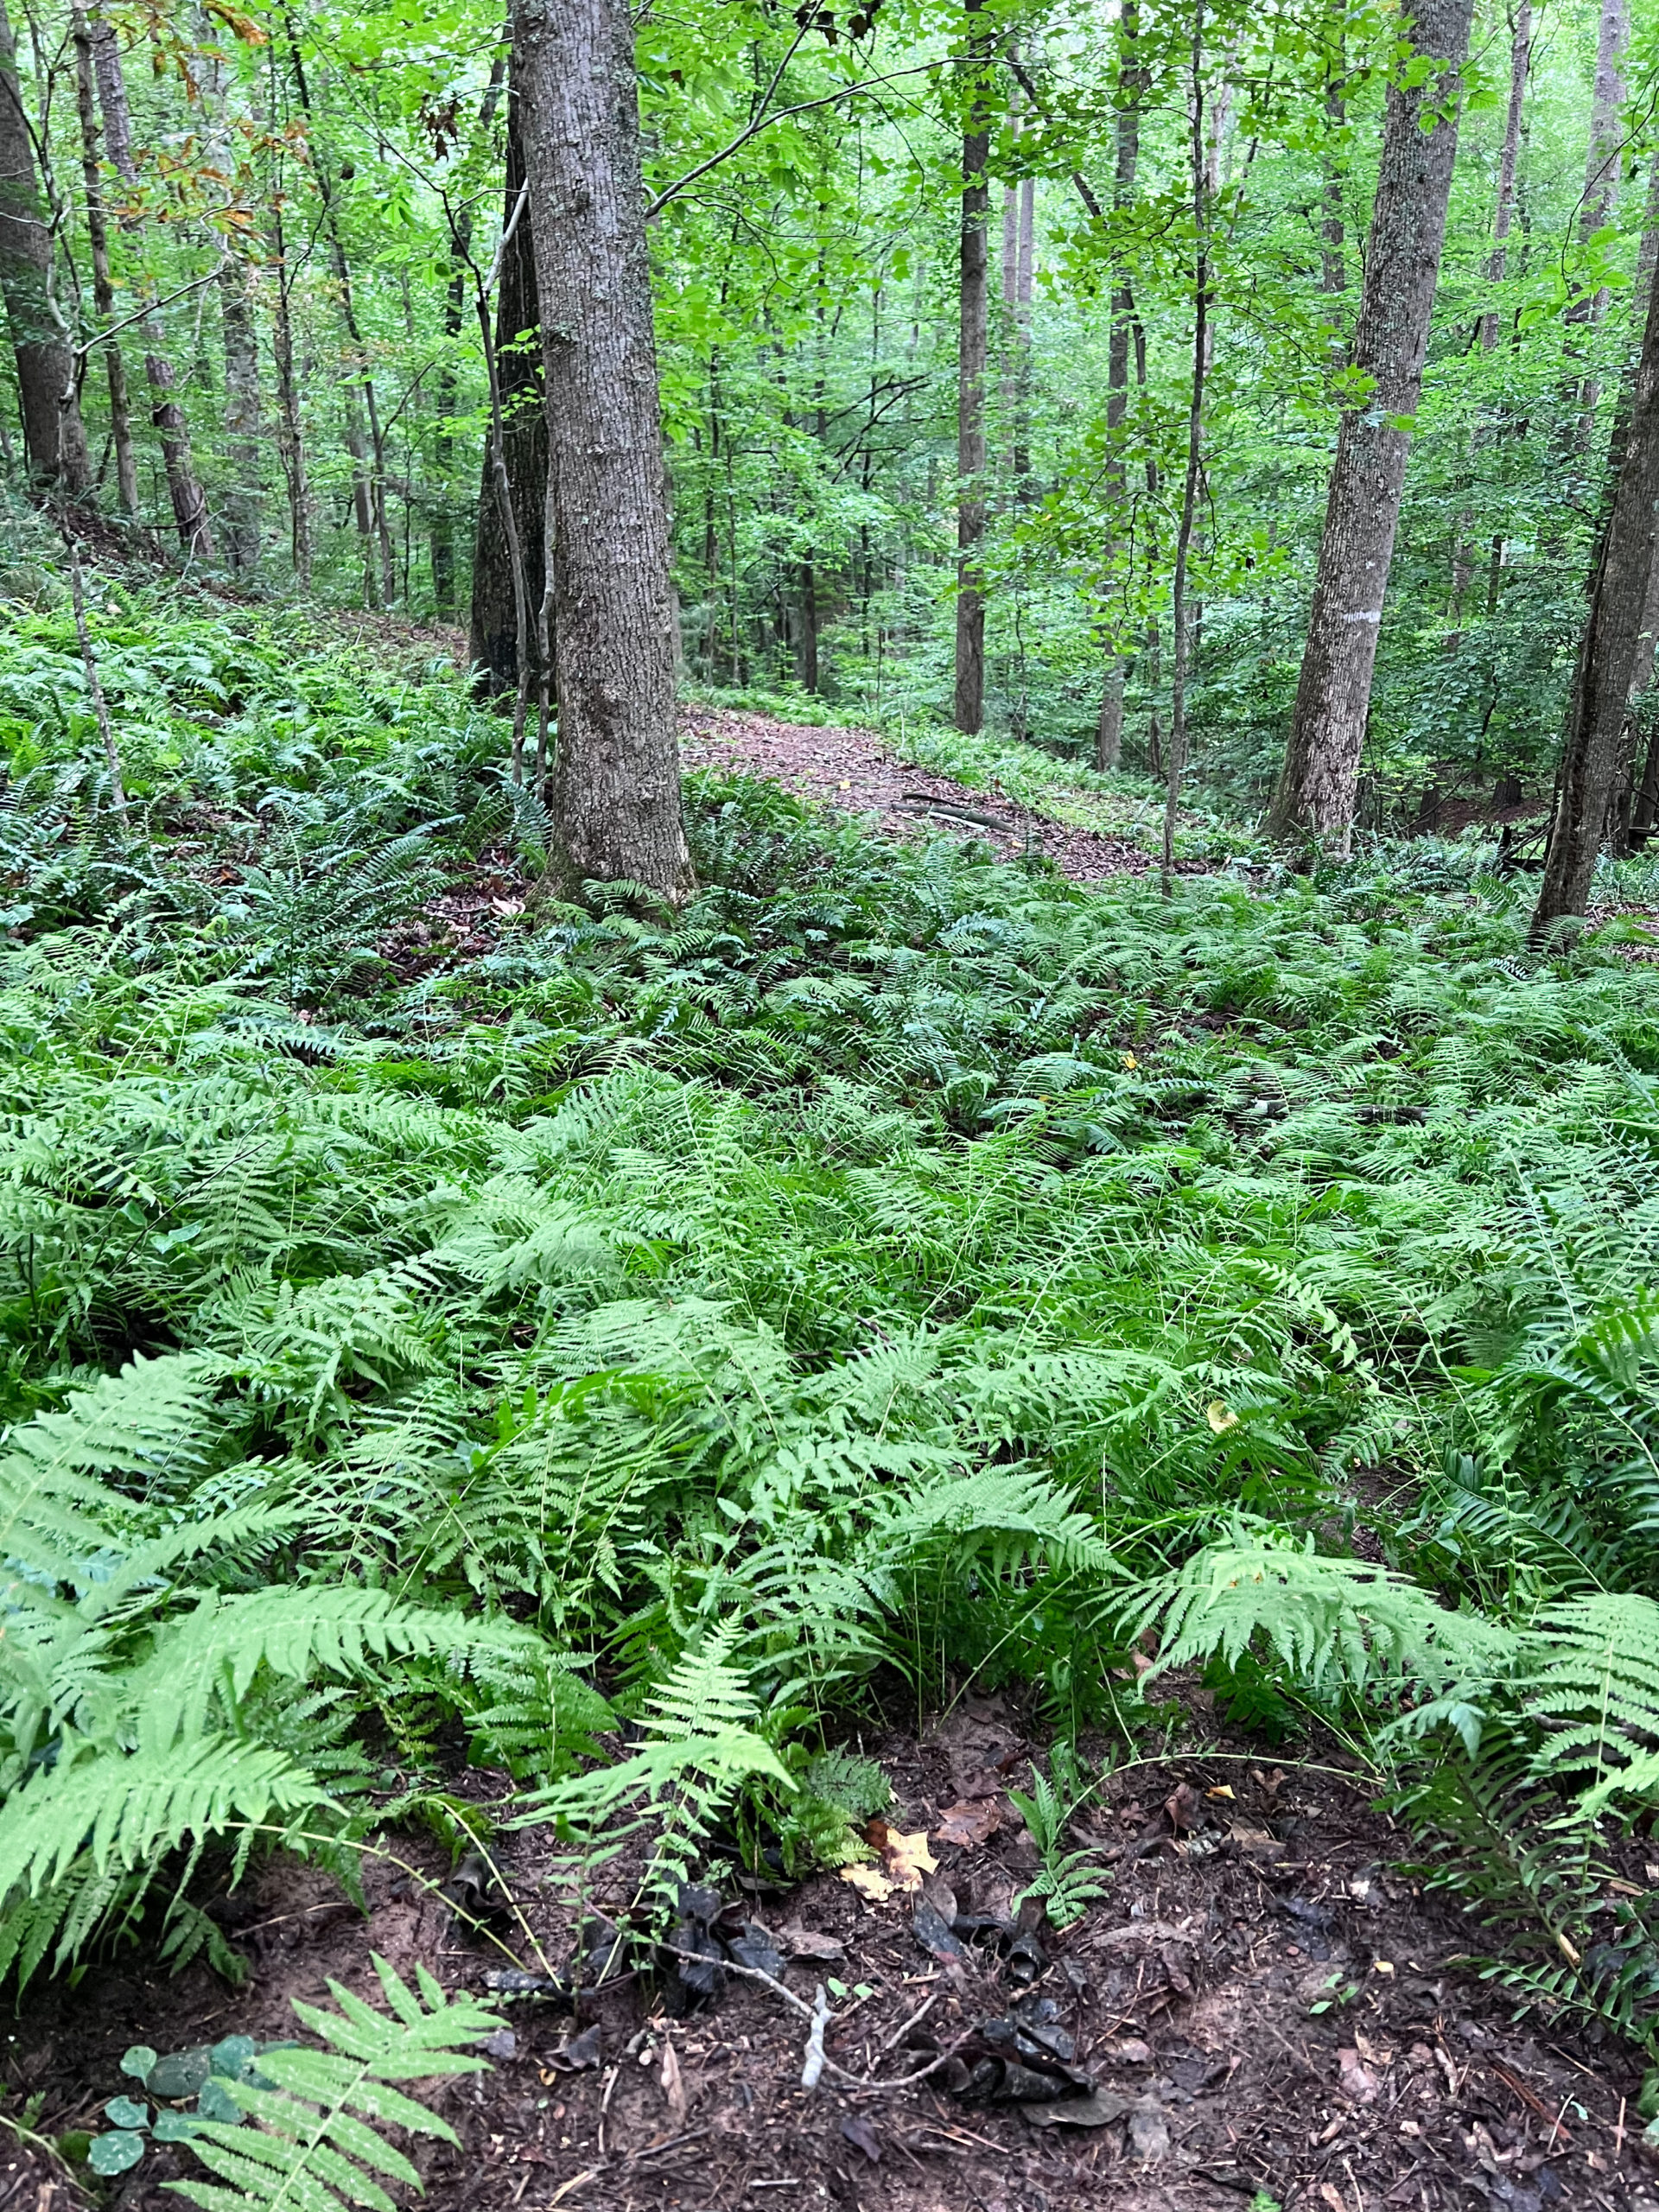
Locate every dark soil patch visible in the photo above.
<box><xmin>681</xmin><ymin>707</ymin><xmax>1154</xmax><ymax>884</ymax></box>
<box><xmin>10</xmin><ymin>1706</ymin><xmax>1657</xmax><ymax>2212</ymax></box>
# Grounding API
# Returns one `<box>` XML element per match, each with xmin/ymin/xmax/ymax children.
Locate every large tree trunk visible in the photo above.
<box><xmin>469</xmin><ymin>78</ymin><xmax>548</xmax><ymax>694</ymax></box>
<box><xmin>92</xmin><ymin>16</ymin><xmax>212</xmax><ymax>556</ymax></box>
<box><xmin>0</xmin><ymin>0</ymin><xmax>89</xmax><ymax>489</ymax></box>
<box><xmin>953</xmin><ymin>0</ymin><xmax>990</xmax><ymax>734</ymax></box>
<box><xmin>71</xmin><ymin>5</ymin><xmax>134</xmax><ymax>512</ymax></box>
<box><xmin>515</xmin><ymin>0</ymin><xmax>692</xmax><ymax>901</ymax></box>
<box><xmin>1531</xmin><ymin>251</ymin><xmax>1659</xmax><ymax>934</ymax></box>
<box><xmin>1266</xmin><ymin>0</ymin><xmax>1475</xmax><ymax>847</ymax></box>
<box><xmin>1096</xmin><ymin>0</ymin><xmax>1143</xmax><ymax>772</ymax></box>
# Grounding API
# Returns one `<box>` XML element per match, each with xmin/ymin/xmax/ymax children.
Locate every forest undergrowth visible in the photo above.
<box><xmin>8</xmin><ymin>592</ymin><xmax>1659</xmax><ymax>2179</ymax></box>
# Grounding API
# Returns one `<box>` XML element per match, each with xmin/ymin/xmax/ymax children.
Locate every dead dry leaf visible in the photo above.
<box><xmin>840</xmin><ymin>1863</ymin><xmax>894</xmax><ymax>1904</ymax></box>
<box><xmin>660</xmin><ymin>2039</ymin><xmax>687</xmax><ymax>2127</ymax></box>
<box><xmin>776</xmin><ymin>1923</ymin><xmax>845</xmax><ymax>1961</ymax></box>
<box><xmin>1338</xmin><ymin>2047</ymin><xmax>1378</xmax><ymax>2105</ymax></box>
<box><xmin>1163</xmin><ymin>1782</ymin><xmax>1204</xmax><ymax>1834</ymax></box>
<box><xmin>934</xmin><ymin>1796</ymin><xmax>1007</xmax><ymax>1847</ymax></box>
<box><xmin>880</xmin><ymin>1827</ymin><xmax>938</xmax><ymax>1892</ymax></box>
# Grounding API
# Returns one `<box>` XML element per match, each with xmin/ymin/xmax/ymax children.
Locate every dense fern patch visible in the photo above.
<box><xmin>6</xmin><ymin>600</ymin><xmax>1659</xmax><ymax>2057</ymax></box>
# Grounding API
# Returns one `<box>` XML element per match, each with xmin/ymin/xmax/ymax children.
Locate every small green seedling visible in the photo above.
<box><xmin>1306</xmin><ymin>1972</ymin><xmax>1362</xmax><ymax>2016</ymax></box>
<box><xmin>85</xmin><ymin>2034</ymin><xmax>292</xmax><ymax>2179</ymax></box>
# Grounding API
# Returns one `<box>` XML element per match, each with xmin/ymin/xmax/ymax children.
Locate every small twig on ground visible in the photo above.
<box><xmin>654</xmin><ymin>1936</ymin><xmax>970</xmax><ymax>2093</ymax></box>
<box><xmin>801</xmin><ymin>1983</ymin><xmax>831</xmax><ymax>2089</ymax></box>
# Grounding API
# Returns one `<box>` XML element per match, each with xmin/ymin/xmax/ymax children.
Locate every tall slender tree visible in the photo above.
<box><xmin>1567</xmin><ymin>0</ymin><xmax>1628</xmax><ymax>436</ymax></box>
<box><xmin>1479</xmin><ymin>0</ymin><xmax>1530</xmax><ymax>353</ymax></box>
<box><xmin>1095</xmin><ymin>0</ymin><xmax>1144</xmax><ymax>772</ymax></box>
<box><xmin>1266</xmin><ymin>0</ymin><xmax>1477</xmax><ymax>848</ymax></box>
<box><xmin>514</xmin><ymin>0</ymin><xmax>692</xmax><ymax>899</ymax></box>
<box><xmin>0</xmin><ymin>0</ymin><xmax>89</xmax><ymax>488</ymax></box>
<box><xmin>70</xmin><ymin>4</ymin><xmax>134</xmax><ymax>515</ymax></box>
<box><xmin>92</xmin><ymin>13</ymin><xmax>213</xmax><ymax>557</ymax></box>
<box><xmin>469</xmin><ymin>73</ymin><xmax>547</xmax><ymax>696</ymax></box>
<box><xmin>1532</xmin><ymin>238</ymin><xmax>1659</xmax><ymax>935</ymax></box>
<box><xmin>953</xmin><ymin>0</ymin><xmax>991</xmax><ymax>734</ymax></box>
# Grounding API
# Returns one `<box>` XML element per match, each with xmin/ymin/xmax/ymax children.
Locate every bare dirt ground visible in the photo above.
<box><xmin>10</xmin><ymin>1693</ymin><xmax>1657</xmax><ymax>2212</ymax></box>
<box><xmin>680</xmin><ymin>705</ymin><xmax>1157</xmax><ymax>883</ymax></box>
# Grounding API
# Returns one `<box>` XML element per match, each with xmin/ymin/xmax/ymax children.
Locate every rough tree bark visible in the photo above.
<box><xmin>469</xmin><ymin>75</ymin><xmax>548</xmax><ymax>696</ymax></box>
<box><xmin>1531</xmin><ymin>239</ymin><xmax>1659</xmax><ymax>934</ymax></box>
<box><xmin>514</xmin><ymin>0</ymin><xmax>692</xmax><ymax>900</ymax></box>
<box><xmin>0</xmin><ymin>0</ymin><xmax>89</xmax><ymax>488</ymax></box>
<box><xmin>953</xmin><ymin>0</ymin><xmax>991</xmax><ymax>734</ymax></box>
<box><xmin>92</xmin><ymin>14</ymin><xmax>212</xmax><ymax>556</ymax></box>
<box><xmin>71</xmin><ymin>4</ymin><xmax>135</xmax><ymax>512</ymax></box>
<box><xmin>1266</xmin><ymin>0</ymin><xmax>1475</xmax><ymax>847</ymax></box>
<box><xmin>1095</xmin><ymin>0</ymin><xmax>1143</xmax><ymax>772</ymax></box>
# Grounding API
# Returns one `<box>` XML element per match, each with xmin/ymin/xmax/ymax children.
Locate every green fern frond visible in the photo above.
<box><xmin>171</xmin><ymin>1955</ymin><xmax>497</xmax><ymax>2212</ymax></box>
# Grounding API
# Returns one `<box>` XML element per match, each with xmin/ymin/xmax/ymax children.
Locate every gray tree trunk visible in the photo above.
<box><xmin>71</xmin><ymin>5</ymin><xmax>134</xmax><ymax>512</ymax></box>
<box><xmin>1096</xmin><ymin>0</ymin><xmax>1143</xmax><ymax>772</ymax></box>
<box><xmin>267</xmin><ymin>181</ymin><xmax>309</xmax><ymax>584</ymax></box>
<box><xmin>219</xmin><ymin>250</ymin><xmax>261</xmax><ymax>574</ymax></box>
<box><xmin>953</xmin><ymin>0</ymin><xmax>990</xmax><ymax>734</ymax></box>
<box><xmin>1567</xmin><ymin>0</ymin><xmax>1628</xmax><ymax>438</ymax></box>
<box><xmin>0</xmin><ymin>0</ymin><xmax>89</xmax><ymax>488</ymax></box>
<box><xmin>1267</xmin><ymin>0</ymin><xmax>1475</xmax><ymax>846</ymax></box>
<box><xmin>1321</xmin><ymin>12</ymin><xmax>1345</xmax><ymax>296</ymax></box>
<box><xmin>92</xmin><ymin>16</ymin><xmax>212</xmax><ymax>556</ymax></box>
<box><xmin>469</xmin><ymin>79</ymin><xmax>548</xmax><ymax>694</ymax></box>
<box><xmin>196</xmin><ymin>12</ymin><xmax>261</xmax><ymax>572</ymax></box>
<box><xmin>1532</xmin><ymin>245</ymin><xmax>1659</xmax><ymax>933</ymax></box>
<box><xmin>514</xmin><ymin>0</ymin><xmax>692</xmax><ymax>901</ymax></box>
<box><xmin>1478</xmin><ymin>0</ymin><xmax>1530</xmax><ymax>351</ymax></box>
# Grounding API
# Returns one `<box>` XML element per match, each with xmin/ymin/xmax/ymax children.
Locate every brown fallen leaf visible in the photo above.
<box><xmin>1227</xmin><ymin>1823</ymin><xmax>1286</xmax><ymax>1862</ymax></box>
<box><xmin>880</xmin><ymin>1827</ymin><xmax>938</xmax><ymax>1893</ymax></box>
<box><xmin>775</xmin><ymin>1923</ymin><xmax>846</xmax><ymax>1961</ymax></box>
<box><xmin>1163</xmin><ymin>1782</ymin><xmax>1204</xmax><ymax>1834</ymax></box>
<box><xmin>660</xmin><ymin>2038</ymin><xmax>688</xmax><ymax>2127</ymax></box>
<box><xmin>1205</xmin><ymin>1784</ymin><xmax>1236</xmax><ymax>1801</ymax></box>
<box><xmin>1023</xmin><ymin>2090</ymin><xmax>1132</xmax><ymax>2130</ymax></box>
<box><xmin>934</xmin><ymin>1796</ymin><xmax>1008</xmax><ymax>1847</ymax></box>
<box><xmin>840</xmin><ymin>1863</ymin><xmax>894</xmax><ymax>1904</ymax></box>
<box><xmin>840</xmin><ymin>2114</ymin><xmax>882</xmax><ymax>2163</ymax></box>
<box><xmin>1338</xmin><ymin>2047</ymin><xmax>1379</xmax><ymax>2105</ymax></box>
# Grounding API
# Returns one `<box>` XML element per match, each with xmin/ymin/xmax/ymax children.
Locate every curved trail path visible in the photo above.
<box><xmin>680</xmin><ymin>703</ymin><xmax>1151</xmax><ymax>884</ymax></box>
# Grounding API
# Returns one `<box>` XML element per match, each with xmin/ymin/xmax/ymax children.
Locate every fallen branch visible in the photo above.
<box><xmin>655</xmin><ymin>1936</ymin><xmax>970</xmax><ymax>2093</ymax></box>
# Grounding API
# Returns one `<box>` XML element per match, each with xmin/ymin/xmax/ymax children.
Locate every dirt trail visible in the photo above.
<box><xmin>13</xmin><ymin>1709</ymin><xmax>1655</xmax><ymax>2212</ymax></box>
<box><xmin>681</xmin><ymin>705</ymin><xmax>1153</xmax><ymax>883</ymax></box>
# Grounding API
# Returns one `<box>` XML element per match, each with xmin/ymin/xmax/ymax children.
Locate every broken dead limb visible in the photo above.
<box><xmin>655</xmin><ymin>1936</ymin><xmax>970</xmax><ymax>2094</ymax></box>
